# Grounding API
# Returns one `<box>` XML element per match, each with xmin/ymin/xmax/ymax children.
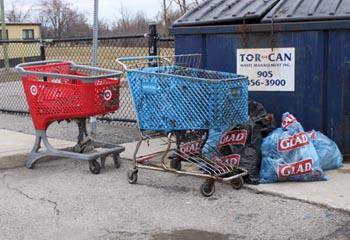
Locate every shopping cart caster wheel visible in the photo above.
<box><xmin>113</xmin><ymin>153</ymin><xmax>121</xmax><ymax>169</ymax></box>
<box><xmin>82</xmin><ymin>145</ymin><xmax>94</xmax><ymax>153</ymax></box>
<box><xmin>26</xmin><ymin>162</ymin><xmax>36</xmax><ymax>169</ymax></box>
<box><xmin>170</xmin><ymin>158</ymin><xmax>182</xmax><ymax>171</ymax></box>
<box><xmin>127</xmin><ymin>169</ymin><xmax>138</xmax><ymax>184</ymax></box>
<box><xmin>231</xmin><ymin>177</ymin><xmax>243</xmax><ymax>190</ymax></box>
<box><xmin>72</xmin><ymin>145</ymin><xmax>82</xmax><ymax>153</ymax></box>
<box><xmin>89</xmin><ymin>160</ymin><xmax>101</xmax><ymax>174</ymax></box>
<box><xmin>200</xmin><ymin>180</ymin><xmax>215</xmax><ymax>197</ymax></box>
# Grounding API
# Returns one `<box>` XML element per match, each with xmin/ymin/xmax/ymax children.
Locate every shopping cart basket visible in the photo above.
<box><xmin>117</xmin><ymin>55</ymin><xmax>249</xmax><ymax>196</ymax></box>
<box><xmin>16</xmin><ymin>60</ymin><xmax>125</xmax><ymax>174</ymax></box>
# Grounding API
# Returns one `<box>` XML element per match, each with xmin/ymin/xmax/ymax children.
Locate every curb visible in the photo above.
<box><xmin>0</xmin><ymin>153</ymin><xmax>28</xmax><ymax>170</ymax></box>
<box><xmin>244</xmin><ymin>185</ymin><xmax>350</xmax><ymax>214</ymax></box>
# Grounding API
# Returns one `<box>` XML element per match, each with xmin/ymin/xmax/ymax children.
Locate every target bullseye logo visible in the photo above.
<box><xmin>30</xmin><ymin>85</ymin><xmax>38</xmax><ymax>96</ymax></box>
<box><xmin>103</xmin><ymin>89</ymin><xmax>112</xmax><ymax>101</ymax></box>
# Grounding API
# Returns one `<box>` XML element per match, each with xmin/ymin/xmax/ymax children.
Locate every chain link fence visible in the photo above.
<box><xmin>0</xmin><ymin>40</ymin><xmax>41</xmax><ymax>114</ymax></box>
<box><xmin>0</xmin><ymin>32</ymin><xmax>175</xmax><ymax>126</ymax></box>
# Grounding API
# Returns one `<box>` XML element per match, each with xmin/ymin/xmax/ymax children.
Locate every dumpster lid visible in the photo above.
<box><xmin>262</xmin><ymin>0</ymin><xmax>350</xmax><ymax>23</ymax></box>
<box><xmin>173</xmin><ymin>0</ymin><xmax>280</xmax><ymax>27</ymax></box>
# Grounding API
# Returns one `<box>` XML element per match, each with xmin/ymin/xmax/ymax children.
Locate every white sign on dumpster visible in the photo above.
<box><xmin>237</xmin><ymin>48</ymin><xmax>295</xmax><ymax>92</ymax></box>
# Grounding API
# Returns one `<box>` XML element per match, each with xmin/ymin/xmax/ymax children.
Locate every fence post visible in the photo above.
<box><xmin>40</xmin><ymin>40</ymin><xmax>46</xmax><ymax>61</ymax></box>
<box><xmin>40</xmin><ymin>40</ymin><xmax>47</xmax><ymax>82</ymax></box>
<box><xmin>148</xmin><ymin>23</ymin><xmax>158</xmax><ymax>56</ymax></box>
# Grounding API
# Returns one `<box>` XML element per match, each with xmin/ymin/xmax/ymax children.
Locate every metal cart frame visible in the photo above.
<box><xmin>16</xmin><ymin>60</ymin><xmax>125</xmax><ymax>174</ymax></box>
<box><xmin>117</xmin><ymin>55</ymin><xmax>248</xmax><ymax>196</ymax></box>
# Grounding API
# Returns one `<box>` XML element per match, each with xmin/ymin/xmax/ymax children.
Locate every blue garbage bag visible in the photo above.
<box><xmin>202</xmin><ymin>128</ymin><xmax>227</xmax><ymax>160</ymax></box>
<box><xmin>307</xmin><ymin>130</ymin><xmax>343</xmax><ymax>170</ymax></box>
<box><xmin>260</xmin><ymin>113</ymin><xmax>326</xmax><ymax>183</ymax></box>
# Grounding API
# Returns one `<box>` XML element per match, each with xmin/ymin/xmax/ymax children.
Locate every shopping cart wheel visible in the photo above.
<box><xmin>89</xmin><ymin>159</ymin><xmax>101</xmax><ymax>174</ymax></box>
<box><xmin>100</xmin><ymin>156</ymin><xmax>106</xmax><ymax>169</ymax></box>
<box><xmin>231</xmin><ymin>177</ymin><xmax>244</xmax><ymax>190</ymax></box>
<box><xmin>26</xmin><ymin>161</ymin><xmax>36</xmax><ymax>169</ymax></box>
<box><xmin>113</xmin><ymin>153</ymin><xmax>121</xmax><ymax>169</ymax></box>
<box><xmin>170</xmin><ymin>158</ymin><xmax>182</xmax><ymax>171</ymax></box>
<box><xmin>200</xmin><ymin>179</ymin><xmax>215</xmax><ymax>197</ymax></box>
<box><xmin>127</xmin><ymin>169</ymin><xmax>138</xmax><ymax>184</ymax></box>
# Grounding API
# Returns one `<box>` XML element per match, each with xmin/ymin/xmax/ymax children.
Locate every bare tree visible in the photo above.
<box><xmin>173</xmin><ymin>0</ymin><xmax>188</xmax><ymax>15</ymax></box>
<box><xmin>192</xmin><ymin>0</ymin><xmax>205</xmax><ymax>6</ymax></box>
<box><xmin>172</xmin><ymin>0</ymin><xmax>206</xmax><ymax>15</ymax></box>
<box><xmin>6</xmin><ymin>1</ymin><xmax>32</xmax><ymax>22</ymax></box>
<box><xmin>155</xmin><ymin>9</ymin><xmax>180</xmax><ymax>35</ymax></box>
<box><xmin>111</xmin><ymin>5</ymin><xmax>149</xmax><ymax>35</ymax></box>
<box><xmin>133</xmin><ymin>12</ymin><xmax>149</xmax><ymax>33</ymax></box>
<box><xmin>118</xmin><ymin>4</ymin><xmax>131</xmax><ymax>33</ymax></box>
<box><xmin>161</xmin><ymin>0</ymin><xmax>175</xmax><ymax>32</ymax></box>
<box><xmin>36</xmin><ymin>0</ymin><xmax>205</xmax><ymax>39</ymax></box>
<box><xmin>160</xmin><ymin>0</ymin><xmax>201</xmax><ymax>33</ymax></box>
<box><xmin>39</xmin><ymin>0</ymin><xmax>90</xmax><ymax>38</ymax></box>
<box><xmin>98</xmin><ymin>20</ymin><xmax>112</xmax><ymax>37</ymax></box>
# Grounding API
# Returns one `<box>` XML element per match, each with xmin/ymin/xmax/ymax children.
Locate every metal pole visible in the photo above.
<box><xmin>0</xmin><ymin>0</ymin><xmax>9</xmax><ymax>69</ymax></box>
<box><xmin>40</xmin><ymin>39</ymin><xmax>47</xmax><ymax>82</ymax></box>
<box><xmin>40</xmin><ymin>40</ymin><xmax>46</xmax><ymax>61</ymax></box>
<box><xmin>148</xmin><ymin>23</ymin><xmax>158</xmax><ymax>67</ymax></box>
<box><xmin>90</xmin><ymin>0</ymin><xmax>99</xmax><ymax>135</ymax></box>
<box><xmin>148</xmin><ymin>23</ymin><xmax>158</xmax><ymax>56</ymax></box>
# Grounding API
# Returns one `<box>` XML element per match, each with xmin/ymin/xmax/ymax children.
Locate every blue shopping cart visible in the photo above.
<box><xmin>117</xmin><ymin>54</ymin><xmax>249</xmax><ymax>196</ymax></box>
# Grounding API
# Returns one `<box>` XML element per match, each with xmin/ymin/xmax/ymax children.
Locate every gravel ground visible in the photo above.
<box><xmin>0</xmin><ymin>113</ymin><xmax>139</xmax><ymax>144</ymax></box>
<box><xmin>0</xmin><ymin>159</ymin><xmax>349</xmax><ymax>240</ymax></box>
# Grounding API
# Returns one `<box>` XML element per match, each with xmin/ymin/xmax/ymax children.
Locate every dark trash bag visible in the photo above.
<box><xmin>218</xmin><ymin>121</ymin><xmax>262</xmax><ymax>184</ymax></box>
<box><xmin>202</xmin><ymin>101</ymin><xmax>273</xmax><ymax>184</ymax></box>
<box><xmin>169</xmin><ymin>130</ymin><xmax>209</xmax><ymax>170</ymax></box>
<box><xmin>202</xmin><ymin>124</ymin><xmax>262</xmax><ymax>184</ymax></box>
<box><xmin>249</xmin><ymin>101</ymin><xmax>276</xmax><ymax>137</ymax></box>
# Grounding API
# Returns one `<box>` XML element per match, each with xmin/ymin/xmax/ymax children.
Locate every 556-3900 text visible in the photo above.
<box><xmin>249</xmin><ymin>71</ymin><xmax>286</xmax><ymax>87</ymax></box>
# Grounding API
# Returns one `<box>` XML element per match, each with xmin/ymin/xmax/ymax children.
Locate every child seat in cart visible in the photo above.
<box><xmin>16</xmin><ymin>60</ymin><xmax>125</xmax><ymax>174</ymax></box>
<box><xmin>117</xmin><ymin>54</ymin><xmax>249</xmax><ymax>196</ymax></box>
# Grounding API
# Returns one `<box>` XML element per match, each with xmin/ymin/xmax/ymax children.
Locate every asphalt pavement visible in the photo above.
<box><xmin>0</xmin><ymin>158</ymin><xmax>349</xmax><ymax>240</ymax></box>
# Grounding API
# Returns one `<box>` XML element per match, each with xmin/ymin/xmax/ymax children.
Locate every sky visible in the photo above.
<box><xmin>5</xmin><ymin>0</ymin><xmax>166</xmax><ymax>24</ymax></box>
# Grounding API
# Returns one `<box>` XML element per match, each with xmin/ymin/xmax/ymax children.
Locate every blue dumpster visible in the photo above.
<box><xmin>172</xmin><ymin>0</ymin><xmax>350</xmax><ymax>157</ymax></box>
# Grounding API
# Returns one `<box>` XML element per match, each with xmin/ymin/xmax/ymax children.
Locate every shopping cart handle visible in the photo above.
<box><xmin>116</xmin><ymin>55</ymin><xmax>171</xmax><ymax>71</ymax></box>
<box><xmin>15</xmin><ymin>60</ymin><xmax>122</xmax><ymax>82</ymax></box>
<box><xmin>118</xmin><ymin>56</ymin><xmax>161</xmax><ymax>61</ymax></box>
<box><xmin>15</xmin><ymin>60</ymin><xmax>72</xmax><ymax>72</ymax></box>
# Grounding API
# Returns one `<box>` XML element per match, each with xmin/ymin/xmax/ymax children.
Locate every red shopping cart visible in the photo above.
<box><xmin>16</xmin><ymin>60</ymin><xmax>125</xmax><ymax>174</ymax></box>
